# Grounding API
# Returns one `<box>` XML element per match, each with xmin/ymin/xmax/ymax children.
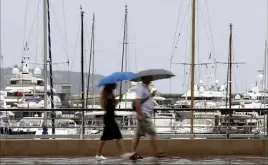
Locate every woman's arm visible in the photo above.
<box><xmin>114</xmin><ymin>95</ymin><xmax>122</xmax><ymax>105</ymax></box>
<box><xmin>107</xmin><ymin>94</ymin><xmax>121</xmax><ymax>105</ymax></box>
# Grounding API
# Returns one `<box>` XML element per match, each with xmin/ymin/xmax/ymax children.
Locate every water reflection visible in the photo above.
<box><xmin>0</xmin><ymin>156</ymin><xmax>267</xmax><ymax>164</ymax></box>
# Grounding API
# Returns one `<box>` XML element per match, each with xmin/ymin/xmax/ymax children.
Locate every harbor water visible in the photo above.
<box><xmin>1</xmin><ymin>156</ymin><xmax>268</xmax><ymax>164</ymax></box>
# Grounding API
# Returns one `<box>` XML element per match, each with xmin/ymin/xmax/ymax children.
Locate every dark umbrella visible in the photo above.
<box><xmin>132</xmin><ymin>69</ymin><xmax>175</xmax><ymax>82</ymax></box>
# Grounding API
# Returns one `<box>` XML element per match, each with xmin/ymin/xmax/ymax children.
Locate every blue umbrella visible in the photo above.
<box><xmin>98</xmin><ymin>72</ymin><xmax>138</xmax><ymax>87</ymax></box>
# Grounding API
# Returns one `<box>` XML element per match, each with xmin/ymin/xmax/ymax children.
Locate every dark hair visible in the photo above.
<box><xmin>100</xmin><ymin>83</ymin><xmax>116</xmax><ymax>109</ymax></box>
<box><xmin>141</xmin><ymin>76</ymin><xmax>152</xmax><ymax>84</ymax></box>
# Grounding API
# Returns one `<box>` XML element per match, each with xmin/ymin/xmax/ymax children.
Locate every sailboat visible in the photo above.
<box><xmin>36</xmin><ymin>0</ymin><xmax>76</xmax><ymax>136</ymax></box>
<box><xmin>172</xmin><ymin>0</ymin><xmax>220</xmax><ymax>135</ymax></box>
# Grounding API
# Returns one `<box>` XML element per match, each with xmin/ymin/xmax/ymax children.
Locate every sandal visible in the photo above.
<box><xmin>129</xmin><ymin>153</ymin><xmax>143</xmax><ymax>160</ymax></box>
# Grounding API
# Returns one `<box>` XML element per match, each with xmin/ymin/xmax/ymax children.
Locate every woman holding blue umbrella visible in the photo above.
<box><xmin>95</xmin><ymin>72</ymin><xmax>137</xmax><ymax>161</ymax></box>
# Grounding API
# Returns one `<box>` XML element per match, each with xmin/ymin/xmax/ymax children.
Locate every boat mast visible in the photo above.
<box><xmin>266</xmin><ymin>0</ymin><xmax>268</xmax><ymax>90</ymax></box>
<box><xmin>80</xmin><ymin>6</ymin><xmax>85</xmax><ymax>136</ymax></box>
<box><xmin>119</xmin><ymin>5</ymin><xmax>128</xmax><ymax>100</ymax></box>
<box><xmin>91</xmin><ymin>32</ymin><xmax>95</xmax><ymax>107</ymax></box>
<box><xmin>190</xmin><ymin>0</ymin><xmax>196</xmax><ymax>134</ymax></box>
<box><xmin>47</xmin><ymin>0</ymin><xmax>55</xmax><ymax>134</ymax></box>
<box><xmin>86</xmin><ymin>14</ymin><xmax>95</xmax><ymax>108</ymax></box>
<box><xmin>226</xmin><ymin>23</ymin><xmax>233</xmax><ymax>138</ymax></box>
<box><xmin>43</xmin><ymin>0</ymin><xmax>48</xmax><ymax>127</ymax></box>
<box><xmin>266</xmin><ymin>0</ymin><xmax>268</xmax><ymax>134</ymax></box>
<box><xmin>264</xmin><ymin>40</ymin><xmax>267</xmax><ymax>102</ymax></box>
<box><xmin>228</xmin><ymin>23</ymin><xmax>232</xmax><ymax>109</ymax></box>
<box><xmin>0</xmin><ymin>0</ymin><xmax>2</xmax><ymax>92</ymax></box>
<box><xmin>124</xmin><ymin>5</ymin><xmax>129</xmax><ymax>108</ymax></box>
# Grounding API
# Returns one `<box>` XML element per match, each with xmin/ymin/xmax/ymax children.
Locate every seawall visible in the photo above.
<box><xmin>1</xmin><ymin>139</ymin><xmax>268</xmax><ymax>157</ymax></box>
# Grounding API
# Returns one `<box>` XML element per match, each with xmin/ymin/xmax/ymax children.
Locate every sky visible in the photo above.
<box><xmin>0</xmin><ymin>0</ymin><xmax>267</xmax><ymax>94</ymax></box>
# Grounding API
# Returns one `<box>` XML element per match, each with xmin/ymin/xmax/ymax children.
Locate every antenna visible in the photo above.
<box><xmin>24</xmin><ymin>42</ymin><xmax>29</xmax><ymax>52</ymax></box>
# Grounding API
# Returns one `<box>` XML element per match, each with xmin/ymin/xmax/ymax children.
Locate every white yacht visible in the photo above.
<box><xmin>115</xmin><ymin>82</ymin><xmax>167</xmax><ymax>109</ymax></box>
<box><xmin>0</xmin><ymin>91</ymin><xmax>7</xmax><ymax>109</ymax></box>
<box><xmin>243</xmin><ymin>73</ymin><xmax>267</xmax><ymax>101</ymax></box>
<box><xmin>174</xmin><ymin>79</ymin><xmax>226</xmax><ymax>108</ymax></box>
<box><xmin>1</xmin><ymin>90</ymin><xmax>15</xmax><ymax>119</ymax></box>
<box><xmin>4</xmin><ymin>55</ymin><xmax>62</xmax><ymax>117</ymax></box>
<box><xmin>173</xmin><ymin>79</ymin><xmax>224</xmax><ymax>134</ymax></box>
<box><xmin>175</xmin><ymin>118</ymin><xmax>214</xmax><ymax>134</ymax></box>
<box><xmin>153</xmin><ymin>111</ymin><xmax>178</xmax><ymax>134</ymax></box>
<box><xmin>35</xmin><ymin>119</ymin><xmax>78</xmax><ymax>136</ymax></box>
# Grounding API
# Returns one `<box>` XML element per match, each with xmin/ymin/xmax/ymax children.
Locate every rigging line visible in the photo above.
<box><xmin>204</xmin><ymin>1</ymin><xmax>218</xmax><ymax>79</ymax></box>
<box><xmin>170</xmin><ymin>1</ymin><xmax>191</xmax><ymax>63</ymax></box>
<box><xmin>84</xmin><ymin>20</ymin><xmax>94</xmax><ymax>60</ymax></box>
<box><xmin>232</xmin><ymin>37</ymin><xmax>238</xmax><ymax>92</ymax></box>
<box><xmin>84</xmin><ymin>20</ymin><xmax>94</xmax><ymax>92</ymax></box>
<box><xmin>50</xmin><ymin>2</ymin><xmax>69</xmax><ymax>61</ymax></box>
<box><xmin>198</xmin><ymin>7</ymin><xmax>214</xmax><ymax>59</ymax></box>
<box><xmin>62</xmin><ymin>0</ymin><xmax>69</xmax><ymax>59</ymax></box>
<box><xmin>83</xmin><ymin>21</ymin><xmax>92</xmax><ymax>94</ymax></box>
<box><xmin>182</xmin><ymin>13</ymin><xmax>191</xmax><ymax>94</ymax></box>
<box><xmin>70</xmin><ymin>22</ymin><xmax>81</xmax><ymax>71</ymax></box>
<box><xmin>26</xmin><ymin>0</ymin><xmax>41</xmax><ymax>44</ymax></box>
<box><xmin>172</xmin><ymin>3</ymin><xmax>191</xmax><ymax>59</ymax></box>
<box><xmin>170</xmin><ymin>0</ymin><xmax>183</xmax><ymax>61</ymax></box>
<box><xmin>35</xmin><ymin>1</ymin><xmax>41</xmax><ymax>67</ymax></box>
<box><xmin>61</xmin><ymin>0</ymin><xmax>70</xmax><ymax>85</ymax></box>
<box><xmin>84</xmin><ymin>19</ymin><xmax>94</xmax><ymax>85</ymax></box>
<box><xmin>22</xmin><ymin>0</ymin><xmax>29</xmax><ymax>57</ymax></box>
<box><xmin>205</xmin><ymin>0</ymin><xmax>216</xmax><ymax>58</ymax></box>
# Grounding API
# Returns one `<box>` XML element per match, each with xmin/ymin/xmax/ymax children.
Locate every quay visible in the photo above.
<box><xmin>0</xmin><ymin>139</ymin><xmax>268</xmax><ymax>157</ymax></box>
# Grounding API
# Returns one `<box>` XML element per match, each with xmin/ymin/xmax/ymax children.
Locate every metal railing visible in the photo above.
<box><xmin>0</xmin><ymin>108</ymin><xmax>267</xmax><ymax>139</ymax></box>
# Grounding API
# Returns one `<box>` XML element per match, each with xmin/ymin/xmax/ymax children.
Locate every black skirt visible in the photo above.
<box><xmin>100</xmin><ymin>117</ymin><xmax>123</xmax><ymax>141</ymax></box>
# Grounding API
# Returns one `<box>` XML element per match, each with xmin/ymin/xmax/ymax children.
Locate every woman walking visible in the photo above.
<box><xmin>95</xmin><ymin>83</ymin><xmax>133</xmax><ymax>160</ymax></box>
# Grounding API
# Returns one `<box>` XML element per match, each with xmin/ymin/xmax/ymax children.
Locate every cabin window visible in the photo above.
<box><xmin>37</xmin><ymin>80</ymin><xmax>44</xmax><ymax>86</ymax></box>
<box><xmin>7</xmin><ymin>92</ymin><xmax>17</xmax><ymax>97</ymax></box>
<box><xmin>10</xmin><ymin>80</ymin><xmax>18</xmax><ymax>85</ymax></box>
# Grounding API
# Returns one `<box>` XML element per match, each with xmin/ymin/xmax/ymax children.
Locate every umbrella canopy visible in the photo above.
<box><xmin>132</xmin><ymin>69</ymin><xmax>175</xmax><ymax>82</ymax></box>
<box><xmin>98</xmin><ymin>72</ymin><xmax>138</xmax><ymax>87</ymax></box>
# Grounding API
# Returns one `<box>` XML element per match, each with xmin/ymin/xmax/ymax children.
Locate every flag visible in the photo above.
<box><xmin>208</xmin><ymin>53</ymin><xmax>211</xmax><ymax>60</ymax></box>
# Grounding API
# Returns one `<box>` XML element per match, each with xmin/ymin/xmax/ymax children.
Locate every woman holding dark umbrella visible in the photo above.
<box><xmin>95</xmin><ymin>83</ymin><xmax>133</xmax><ymax>160</ymax></box>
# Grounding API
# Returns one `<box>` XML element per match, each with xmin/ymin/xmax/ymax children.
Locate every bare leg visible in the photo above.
<box><xmin>116</xmin><ymin>139</ymin><xmax>125</xmax><ymax>155</ymax></box>
<box><xmin>131</xmin><ymin>135</ymin><xmax>141</xmax><ymax>153</ymax></box>
<box><xmin>150</xmin><ymin>135</ymin><xmax>159</xmax><ymax>155</ymax></box>
<box><xmin>96</xmin><ymin>140</ymin><xmax>106</xmax><ymax>156</ymax></box>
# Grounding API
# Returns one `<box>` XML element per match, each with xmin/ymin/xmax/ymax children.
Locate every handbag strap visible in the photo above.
<box><xmin>139</xmin><ymin>85</ymin><xmax>151</xmax><ymax>104</ymax></box>
<box><xmin>140</xmin><ymin>94</ymin><xmax>151</xmax><ymax>104</ymax></box>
